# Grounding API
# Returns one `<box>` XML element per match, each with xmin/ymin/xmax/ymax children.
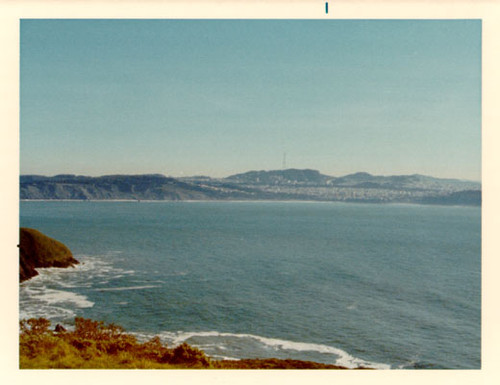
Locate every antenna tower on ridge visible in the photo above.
<box><xmin>282</xmin><ymin>152</ymin><xmax>287</xmax><ymax>170</ymax></box>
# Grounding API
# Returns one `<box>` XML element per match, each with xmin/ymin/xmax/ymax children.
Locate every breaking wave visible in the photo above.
<box><xmin>19</xmin><ymin>253</ymin><xmax>132</xmax><ymax>324</ymax></box>
<box><xmin>140</xmin><ymin>330</ymin><xmax>391</xmax><ymax>369</ymax></box>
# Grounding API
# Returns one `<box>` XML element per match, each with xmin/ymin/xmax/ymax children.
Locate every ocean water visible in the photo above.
<box><xmin>19</xmin><ymin>201</ymin><xmax>481</xmax><ymax>369</ymax></box>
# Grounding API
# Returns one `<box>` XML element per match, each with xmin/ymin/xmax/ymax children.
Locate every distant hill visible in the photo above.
<box><xmin>330</xmin><ymin>172</ymin><xmax>480</xmax><ymax>191</ymax></box>
<box><xmin>225</xmin><ymin>169</ymin><xmax>480</xmax><ymax>191</ymax></box>
<box><xmin>226</xmin><ymin>169</ymin><xmax>332</xmax><ymax>185</ymax></box>
<box><xmin>20</xmin><ymin>174</ymin><xmax>258</xmax><ymax>201</ymax></box>
<box><xmin>20</xmin><ymin>169</ymin><xmax>481</xmax><ymax>206</ymax></box>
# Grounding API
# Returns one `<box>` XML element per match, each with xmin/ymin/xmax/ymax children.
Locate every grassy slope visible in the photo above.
<box><xmin>20</xmin><ymin>318</ymin><xmax>349</xmax><ymax>369</ymax></box>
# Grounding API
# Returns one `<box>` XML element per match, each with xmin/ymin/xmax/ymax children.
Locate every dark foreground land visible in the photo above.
<box><xmin>19</xmin><ymin>317</ymin><xmax>350</xmax><ymax>369</ymax></box>
<box><xmin>19</xmin><ymin>228</ymin><xmax>79</xmax><ymax>282</ymax></box>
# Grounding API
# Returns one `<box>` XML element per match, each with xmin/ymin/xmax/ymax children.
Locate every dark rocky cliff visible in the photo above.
<box><xmin>19</xmin><ymin>228</ymin><xmax>79</xmax><ymax>282</ymax></box>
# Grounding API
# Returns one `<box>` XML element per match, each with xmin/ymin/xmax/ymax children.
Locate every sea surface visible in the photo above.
<box><xmin>19</xmin><ymin>201</ymin><xmax>481</xmax><ymax>369</ymax></box>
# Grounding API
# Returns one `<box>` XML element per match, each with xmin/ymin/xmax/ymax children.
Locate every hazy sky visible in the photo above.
<box><xmin>20</xmin><ymin>19</ymin><xmax>481</xmax><ymax>180</ymax></box>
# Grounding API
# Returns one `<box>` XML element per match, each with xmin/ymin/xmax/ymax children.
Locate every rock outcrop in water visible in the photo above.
<box><xmin>19</xmin><ymin>228</ymin><xmax>79</xmax><ymax>282</ymax></box>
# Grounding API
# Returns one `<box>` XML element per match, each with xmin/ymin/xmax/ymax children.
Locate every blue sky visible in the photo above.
<box><xmin>20</xmin><ymin>20</ymin><xmax>481</xmax><ymax>180</ymax></box>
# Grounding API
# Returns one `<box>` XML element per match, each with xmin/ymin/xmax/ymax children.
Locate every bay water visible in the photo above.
<box><xmin>19</xmin><ymin>201</ymin><xmax>481</xmax><ymax>369</ymax></box>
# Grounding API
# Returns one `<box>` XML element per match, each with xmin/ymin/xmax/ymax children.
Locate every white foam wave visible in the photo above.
<box><xmin>19</xmin><ymin>254</ymin><xmax>120</xmax><ymax>324</ymax></box>
<box><xmin>209</xmin><ymin>355</ymin><xmax>240</xmax><ymax>361</ymax></box>
<box><xmin>158</xmin><ymin>330</ymin><xmax>390</xmax><ymax>369</ymax></box>
<box><xmin>21</xmin><ymin>254</ymin><xmax>130</xmax><ymax>290</ymax></box>
<box><xmin>37</xmin><ymin>288</ymin><xmax>94</xmax><ymax>308</ymax></box>
<box><xmin>95</xmin><ymin>285</ymin><xmax>158</xmax><ymax>292</ymax></box>
<box><xmin>20</xmin><ymin>304</ymin><xmax>77</xmax><ymax>321</ymax></box>
<box><xmin>23</xmin><ymin>265</ymin><xmax>82</xmax><ymax>286</ymax></box>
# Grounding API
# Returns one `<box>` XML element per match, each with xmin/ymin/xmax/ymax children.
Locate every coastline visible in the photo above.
<box><xmin>20</xmin><ymin>199</ymin><xmax>480</xmax><ymax>208</ymax></box>
<box><xmin>18</xmin><ymin>228</ymin><xmax>382</xmax><ymax>369</ymax></box>
<box><xmin>19</xmin><ymin>316</ymin><xmax>357</xmax><ymax>370</ymax></box>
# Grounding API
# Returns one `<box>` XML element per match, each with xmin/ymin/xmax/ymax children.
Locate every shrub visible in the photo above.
<box><xmin>68</xmin><ymin>317</ymin><xmax>137</xmax><ymax>355</ymax></box>
<box><xmin>20</xmin><ymin>318</ymin><xmax>51</xmax><ymax>335</ymax></box>
<box><xmin>19</xmin><ymin>317</ymin><xmax>210</xmax><ymax>369</ymax></box>
<box><xmin>139</xmin><ymin>336</ymin><xmax>170</xmax><ymax>362</ymax></box>
<box><xmin>170</xmin><ymin>343</ymin><xmax>210</xmax><ymax>367</ymax></box>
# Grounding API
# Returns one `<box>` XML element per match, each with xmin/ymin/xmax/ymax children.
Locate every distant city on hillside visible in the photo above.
<box><xmin>20</xmin><ymin>169</ymin><xmax>481</xmax><ymax>206</ymax></box>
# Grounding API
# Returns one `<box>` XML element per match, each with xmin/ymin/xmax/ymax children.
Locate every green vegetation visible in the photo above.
<box><xmin>20</xmin><ymin>317</ymin><xmax>210</xmax><ymax>369</ymax></box>
<box><xmin>19</xmin><ymin>318</ymin><xmax>348</xmax><ymax>369</ymax></box>
<box><xmin>19</xmin><ymin>228</ymin><xmax>79</xmax><ymax>282</ymax></box>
